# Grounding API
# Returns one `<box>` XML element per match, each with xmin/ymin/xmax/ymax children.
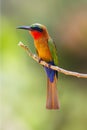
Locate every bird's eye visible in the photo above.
<box><xmin>31</xmin><ymin>26</ymin><xmax>43</xmax><ymax>32</ymax></box>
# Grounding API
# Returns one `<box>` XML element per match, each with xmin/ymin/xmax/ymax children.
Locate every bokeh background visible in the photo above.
<box><xmin>1</xmin><ymin>0</ymin><xmax>87</xmax><ymax>130</ymax></box>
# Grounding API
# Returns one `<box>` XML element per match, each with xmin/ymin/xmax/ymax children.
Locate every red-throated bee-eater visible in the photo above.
<box><xmin>17</xmin><ymin>23</ymin><xmax>60</xmax><ymax>109</ymax></box>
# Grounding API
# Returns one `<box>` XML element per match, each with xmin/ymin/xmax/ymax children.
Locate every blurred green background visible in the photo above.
<box><xmin>1</xmin><ymin>0</ymin><xmax>87</xmax><ymax>130</ymax></box>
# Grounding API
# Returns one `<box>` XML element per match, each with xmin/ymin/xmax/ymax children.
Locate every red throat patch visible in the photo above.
<box><xmin>30</xmin><ymin>31</ymin><xmax>42</xmax><ymax>40</ymax></box>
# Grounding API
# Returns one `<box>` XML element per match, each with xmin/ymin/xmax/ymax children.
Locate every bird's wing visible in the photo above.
<box><xmin>48</xmin><ymin>37</ymin><xmax>58</xmax><ymax>66</ymax></box>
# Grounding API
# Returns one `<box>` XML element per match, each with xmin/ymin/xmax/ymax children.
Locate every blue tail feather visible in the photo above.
<box><xmin>44</xmin><ymin>61</ymin><xmax>58</xmax><ymax>82</ymax></box>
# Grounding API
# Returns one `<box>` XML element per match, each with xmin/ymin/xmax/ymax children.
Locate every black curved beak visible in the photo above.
<box><xmin>16</xmin><ymin>26</ymin><xmax>32</xmax><ymax>30</ymax></box>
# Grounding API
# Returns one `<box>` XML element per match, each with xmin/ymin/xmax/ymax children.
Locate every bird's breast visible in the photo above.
<box><xmin>34</xmin><ymin>40</ymin><xmax>52</xmax><ymax>62</ymax></box>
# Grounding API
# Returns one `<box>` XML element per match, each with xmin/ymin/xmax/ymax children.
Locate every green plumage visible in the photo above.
<box><xmin>48</xmin><ymin>37</ymin><xmax>58</xmax><ymax>66</ymax></box>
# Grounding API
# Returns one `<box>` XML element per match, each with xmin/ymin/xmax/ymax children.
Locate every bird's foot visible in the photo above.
<box><xmin>38</xmin><ymin>58</ymin><xmax>42</xmax><ymax>63</ymax></box>
<box><xmin>38</xmin><ymin>58</ymin><xmax>51</xmax><ymax>69</ymax></box>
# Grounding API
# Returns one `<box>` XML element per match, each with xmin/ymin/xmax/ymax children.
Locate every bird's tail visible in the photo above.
<box><xmin>46</xmin><ymin>75</ymin><xmax>60</xmax><ymax>109</ymax></box>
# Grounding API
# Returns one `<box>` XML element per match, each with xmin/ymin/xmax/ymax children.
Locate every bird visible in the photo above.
<box><xmin>17</xmin><ymin>23</ymin><xmax>60</xmax><ymax>109</ymax></box>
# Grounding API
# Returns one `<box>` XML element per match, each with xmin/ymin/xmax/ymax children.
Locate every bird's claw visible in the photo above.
<box><xmin>38</xmin><ymin>58</ymin><xmax>42</xmax><ymax>63</ymax></box>
<box><xmin>38</xmin><ymin>58</ymin><xmax>51</xmax><ymax>69</ymax></box>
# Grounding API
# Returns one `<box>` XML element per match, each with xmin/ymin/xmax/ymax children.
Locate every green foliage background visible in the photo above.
<box><xmin>0</xmin><ymin>0</ymin><xmax>87</xmax><ymax>130</ymax></box>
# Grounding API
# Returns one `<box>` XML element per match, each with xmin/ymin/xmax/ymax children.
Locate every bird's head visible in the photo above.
<box><xmin>17</xmin><ymin>23</ymin><xmax>49</xmax><ymax>40</ymax></box>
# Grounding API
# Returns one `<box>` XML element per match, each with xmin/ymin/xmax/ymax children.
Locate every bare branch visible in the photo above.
<box><xmin>18</xmin><ymin>41</ymin><xmax>87</xmax><ymax>79</ymax></box>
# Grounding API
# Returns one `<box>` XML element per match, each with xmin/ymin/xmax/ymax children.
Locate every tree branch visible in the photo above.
<box><xmin>18</xmin><ymin>41</ymin><xmax>87</xmax><ymax>79</ymax></box>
